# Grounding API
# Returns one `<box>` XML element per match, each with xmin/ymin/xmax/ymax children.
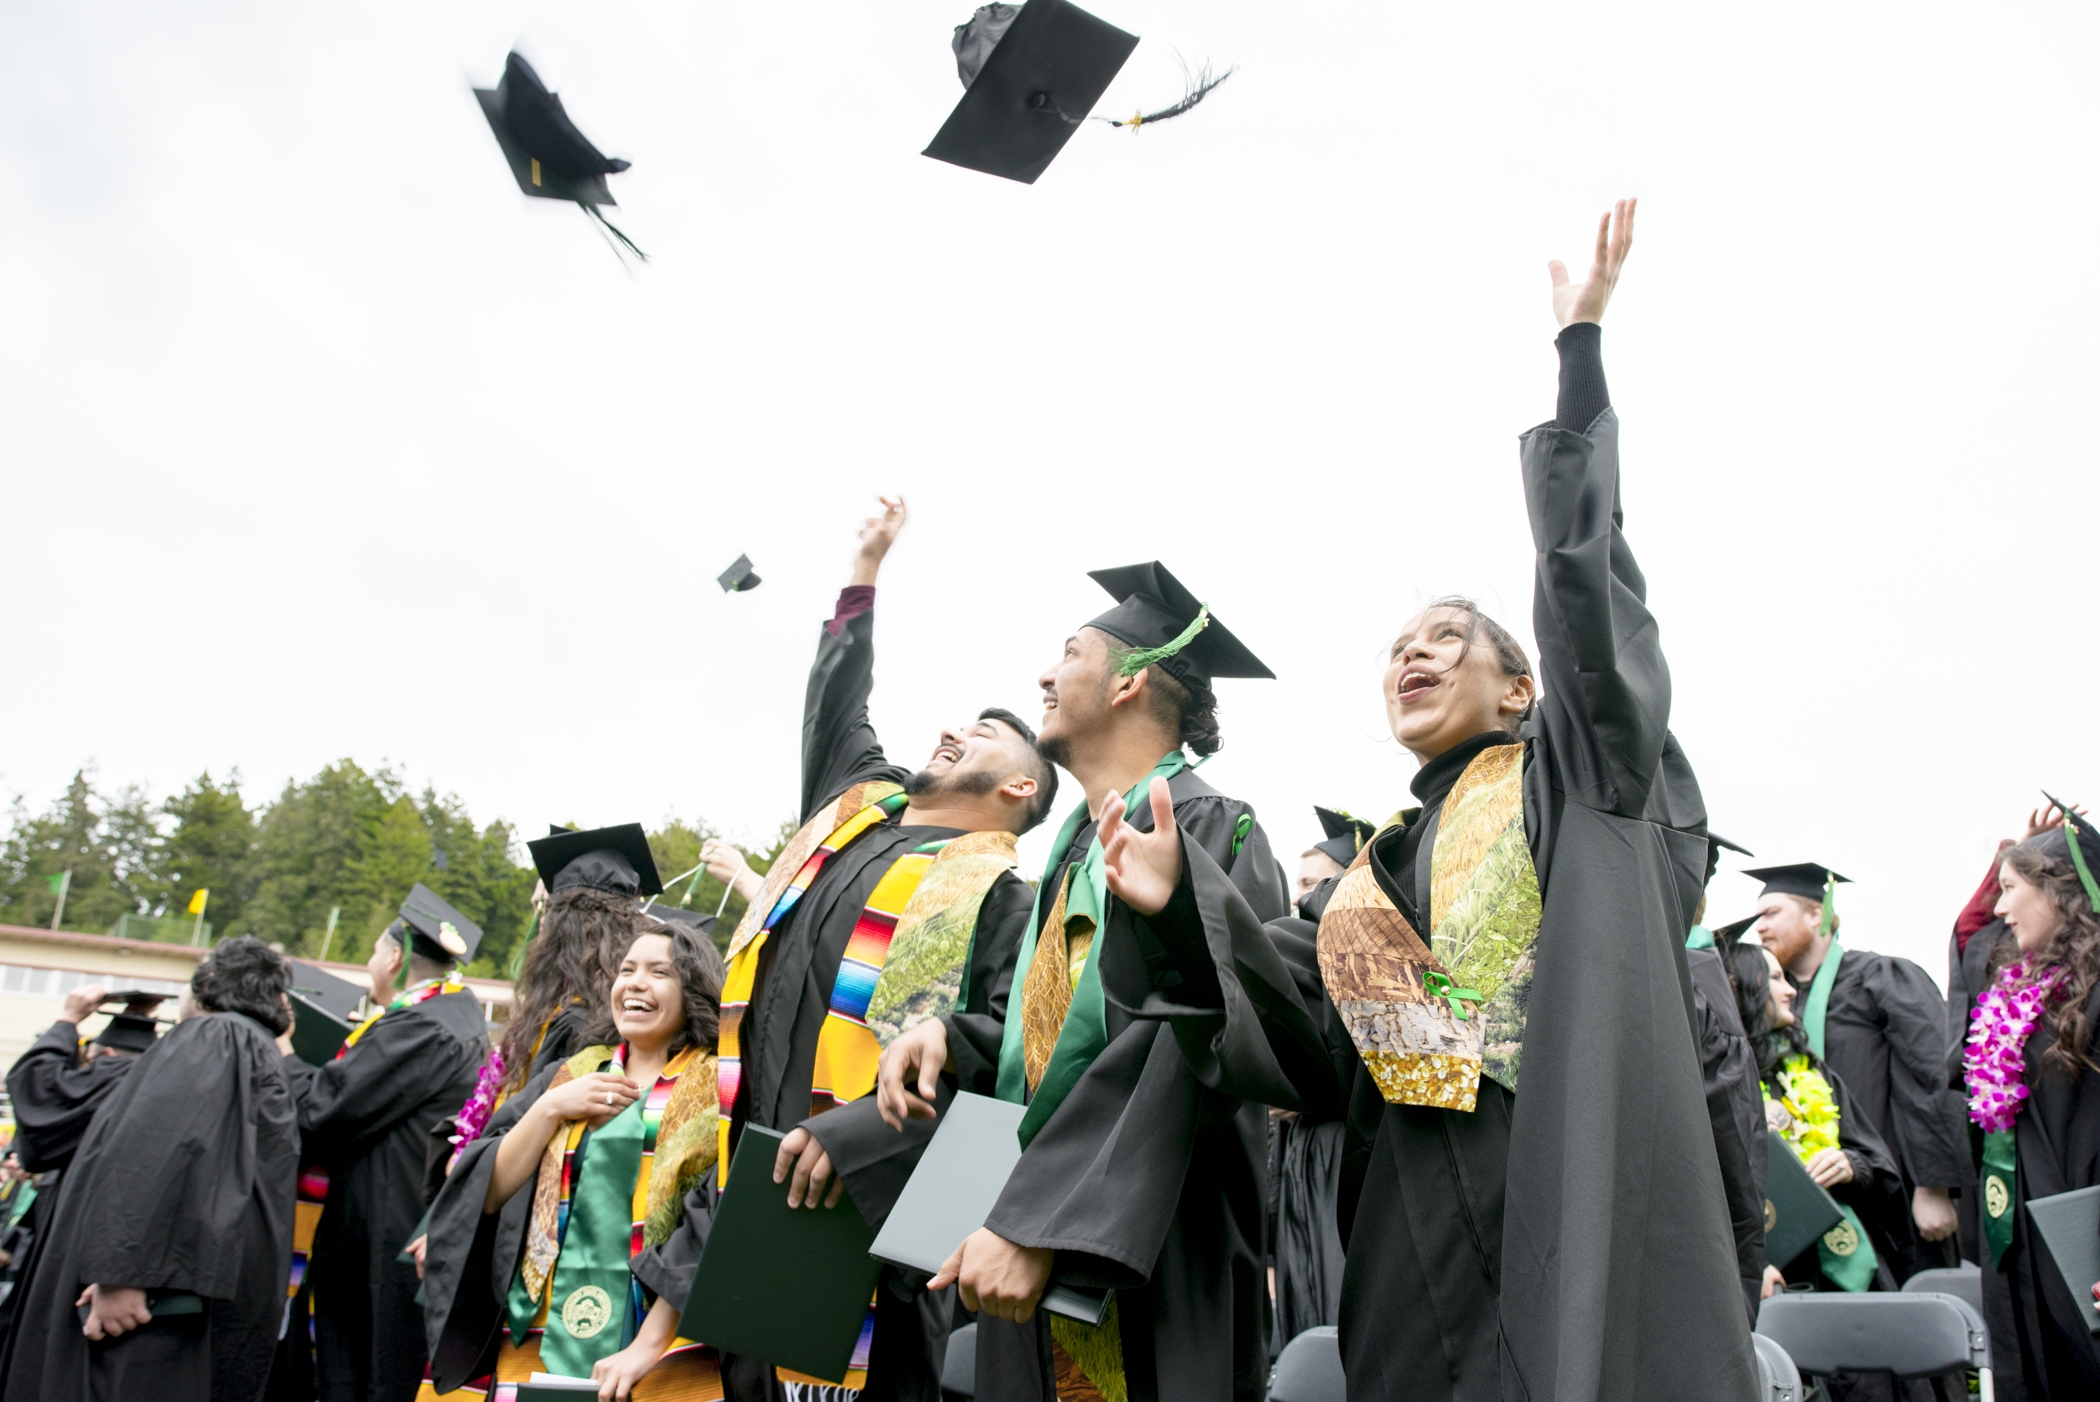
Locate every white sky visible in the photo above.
<box><xmin>4</xmin><ymin>2</ymin><xmax>2096</xmax><ymax>981</ymax></box>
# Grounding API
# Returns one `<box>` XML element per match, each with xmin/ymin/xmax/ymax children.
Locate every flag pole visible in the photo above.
<box><xmin>48</xmin><ymin>871</ymin><xmax>71</xmax><ymax>932</ymax></box>
<box><xmin>319</xmin><ymin>906</ymin><xmax>341</xmax><ymax>962</ymax></box>
<box><xmin>189</xmin><ymin>889</ymin><xmax>211</xmax><ymax>947</ymax></box>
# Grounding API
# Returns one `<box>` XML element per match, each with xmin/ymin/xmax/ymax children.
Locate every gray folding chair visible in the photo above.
<box><xmin>1756</xmin><ymin>1292</ymin><xmax>1993</xmax><ymax>1402</ymax></box>
<box><xmin>1902</xmin><ymin>1263</ymin><xmax>1985</xmax><ymax>1334</ymax></box>
<box><xmin>1268</xmin><ymin>1325</ymin><xmax>1346</xmax><ymax>1402</ymax></box>
<box><xmin>941</xmin><ymin>1321</ymin><xmax>976</xmax><ymax>1402</ymax></box>
<box><xmin>1751</xmin><ymin>1331</ymin><xmax>1804</xmax><ymax>1402</ymax></box>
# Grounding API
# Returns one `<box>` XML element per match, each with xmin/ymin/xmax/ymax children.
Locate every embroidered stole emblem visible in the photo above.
<box><xmin>1316</xmin><ymin>743</ymin><xmax>1541</xmax><ymax>1111</ymax></box>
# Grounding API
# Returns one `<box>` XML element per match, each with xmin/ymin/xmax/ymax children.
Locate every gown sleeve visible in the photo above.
<box><xmin>283</xmin><ymin>1009</ymin><xmax>451</xmax><ymax>1154</ymax></box>
<box><xmin>4</xmin><ymin>1021</ymin><xmax>128</xmax><ymax>1173</ymax></box>
<box><xmin>800</xmin><ymin>587</ymin><xmax>910</xmax><ymax>824</ymax></box>
<box><xmin>1687</xmin><ymin>950</ymin><xmax>1768</xmax><ymax>1319</ymax></box>
<box><xmin>630</xmin><ymin>1177</ymin><xmax>721</xmax><ymax>1308</ymax></box>
<box><xmin>1861</xmin><ymin>954</ymin><xmax>1975</xmax><ymax>1189</ymax></box>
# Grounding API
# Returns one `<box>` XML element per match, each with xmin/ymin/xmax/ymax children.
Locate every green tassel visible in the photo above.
<box><xmin>1819</xmin><ymin>871</ymin><xmax>1836</xmax><ymax>939</ymax></box>
<box><xmin>1114</xmin><ymin>605</ymin><xmax>1209</xmax><ymax>677</ymax></box>
<box><xmin>2064</xmin><ymin>813</ymin><xmax>2100</xmax><ymax>915</ymax></box>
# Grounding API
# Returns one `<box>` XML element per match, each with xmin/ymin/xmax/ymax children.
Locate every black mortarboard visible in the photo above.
<box><xmin>1312</xmin><ymin>808</ymin><xmax>1376</xmax><ymax>868</ymax></box>
<box><xmin>529</xmin><ymin>823</ymin><xmax>663</xmax><ymax>897</ymax></box>
<box><xmin>1084</xmin><ymin>561</ymin><xmax>1273</xmax><ymax>690</ymax></box>
<box><xmin>394</xmin><ymin>883</ymin><xmax>484</xmax><ymax>962</ymax></box>
<box><xmin>2040</xmin><ymin>792</ymin><xmax>2100</xmax><ymax>914</ymax></box>
<box><xmin>475</xmin><ymin>52</ymin><xmax>644</xmax><ymax>259</ymax></box>
<box><xmin>1743</xmin><ymin>863</ymin><xmax>1850</xmax><ymax>905</ymax></box>
<box><xmin>924</xmin><ymin>0</ymin><xmax>1139</xmax><ymax>184</ymax></box>
<box><xmin>1704</xmin><ymin>831</ymin><xmax>1753</xmax><ymax>886</ymax></box>
<box><xmin>92</xmin><ymin>991</ymin><xmax>169</xmax><ymax>1054</ymax></box>
<box><xmin>644</xmin><ymin>902</ymin><xmax>718</xmax><ymax>938</ymax></box>
<box><xmin>717</xmin><ymin>554</ymin><xmax>762</xmax><ymax>593</ymax></box>
<box><xmin>1709</xmin><ymin>914</ymin><xmax>1759</xmax><ymax>949</ymax></box>
<box><xmin>286</xmin><ymin>960</ymin><xmax>365</xmax><ymax>1066</ymax></box>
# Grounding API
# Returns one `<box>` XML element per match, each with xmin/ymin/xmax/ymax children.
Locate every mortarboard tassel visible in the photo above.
<box><xmin>582</xmin><ymin>203</ymin><xmax>648</xmax><ymax>264</ymax></box>
<box><xmin>1115</xmin><ymin>604</ymin><xmax>1209</xmax><ymax>676</ymax></box>
<box><xmin>1104</xmin><ymin>60</ymin><xmax>1233</xmax><ymax>131</ymax></box>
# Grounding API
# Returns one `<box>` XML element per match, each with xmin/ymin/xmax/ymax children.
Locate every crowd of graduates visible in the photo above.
<box><xmin>0</xmin><ymin>203</ymin><xmax>2095</xmax><ymax>1402</ymax></box>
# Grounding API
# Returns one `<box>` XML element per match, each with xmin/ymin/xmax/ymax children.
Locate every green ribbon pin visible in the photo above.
<box><xmin>1424</xmin><ymin>971</ymin><xmax>1484</xmax><ymax>1020</ymax></box>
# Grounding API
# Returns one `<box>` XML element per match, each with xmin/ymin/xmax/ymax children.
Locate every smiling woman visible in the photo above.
<box><xmin>417</xmin><ymin>926</ymin><xmax>729</xmax><ymax>1402</ymax></box>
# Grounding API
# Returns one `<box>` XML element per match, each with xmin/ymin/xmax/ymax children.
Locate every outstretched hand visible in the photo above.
<box><xmin>850</xmin><ymin>496</ymin><xmax>907</xmax><ymax>586</ymax></box>
<box><xmin>1550</xmin><ymin>198</ymin><xmax>1636</xmax><ymax>328</ymax></box>
<box><xmin>1100</xmin><ymin>778</ymin><xmax>1182</xmax><ymax>917</ymax></box>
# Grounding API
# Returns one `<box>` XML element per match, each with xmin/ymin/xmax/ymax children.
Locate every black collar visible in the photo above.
<box><xmin>1409</xmin><ymin>730</ymin><xmax>1519</xmax><ymax>809</ymax></box>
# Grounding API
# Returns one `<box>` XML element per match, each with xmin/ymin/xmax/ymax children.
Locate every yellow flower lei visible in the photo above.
<box><xmin>1763</xmin><ymin>1052</ymin><xmax>1842</xmax><ymax>1157</ymax></box>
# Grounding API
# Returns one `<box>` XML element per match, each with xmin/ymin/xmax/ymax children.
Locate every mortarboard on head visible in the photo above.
<box><xmin>924</xmin><ymin>0</ymin><xmax>1139</xmax><ymax>184</ymax></box>
<box><xmin>1312</xmin><ymin>807</ymin><xmax>1376</xmax><ymax>868</ymax></box>
<box><xmin>1708</xmin><ymin>914</ymin><xmax>1759</xmax><ymax>951</ymax></box>
<box><xmin>474</xmin><ymin>51</ymin><xmax>645</xmax><ymax>260</ymax></box>
<box><xmin>288</xmin><ymin>961</ymin><xmax>366</xmax><ymax>1022</ymax></box>
<box><xmin>1743</xmin><ymin>862</ymin><xmax>1849</xmax><ymax>906</ymax></box>
<box><xmin>1704</xmin><ymin>831</ymin><xmax>1753</xmax><ymax>886</ymax></box>
<box><xmin>394</xmin><ymin>883</ymin><xmax>484</xmax><ymax>963</ymax></box>
<box><xmin>1083</xmin><ymin>561</ymin><xmax>1273</xmax><ymax>691</ymax></box>
<box><xmin>2040</xmin><ymin>792</ymin><xmax>2100</xmax><ymax>914</ymax></box>
<box><xmin>92</xmin><ymin>991</ymin><xmax>170</xmax><ymax>1054</ymax></box>
<box><xmin>643</xmin><ymin>902</ymin><xmax>718</xmax><ymax>938</ymax></box>
<box><xmin>529</xmin><ymin>823</ymin><xmax>664</xmax><ymax>898</ymax></box>
<box><xmin>717</xmin><ymin>554</ymin><xmax>762</xmax><ymax>593</ymax></box>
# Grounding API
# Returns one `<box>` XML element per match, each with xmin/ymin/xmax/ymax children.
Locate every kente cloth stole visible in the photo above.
<box><xmin>1763</xmin><ymin>1055</ymin><xmax>1877</xmax><ymax>1291</ymax></box>
<box><xmin>513</xmin><ymin>1042</ymin><xmax>719</xmax><ymax>1377</ymax></box>
<box><xmin>997</xmin><ymin>751</ymin><xmax>1190</xmax><ymax>1153</ymax></box>
<box><xmin>1316</xmin><ymin>742</ymin><xmax>1541</xmax><ymax>1112</ymax></box>
<box><xmin>339</xmin><ymin>974</ymin><xmax>466</xmax><ymax>1058</ymax></box>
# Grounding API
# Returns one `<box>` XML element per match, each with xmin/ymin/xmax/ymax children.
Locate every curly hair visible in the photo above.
<box><xmin>192</xmin><ymin>935</ymin><xmax>293</xmax><ymax>1035</ymax></box>
<box><xmin>500</xmin><ymin>886</ymin><xmax>643</xmax><ymax>1091</ymax></box>
<box><xmin>1135</xmin><ymin>663</ymin><xmax>1223</xmax><ymax>759</ymax></box>
<box><xmin>579</xmin><ymin>925</ymin><xmax>727</xmax><ymax>1055</ymax></box>
<box><xmin>1996</xmin><ymin>831</ymin><xmax>2100</xmax><ymax>1078</ymax></box>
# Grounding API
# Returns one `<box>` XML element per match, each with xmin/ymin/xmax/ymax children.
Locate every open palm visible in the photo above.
<box><xmin>1550</xmin><ymin>198</ymin><xmax>1636</xmax><ymax>328</ymax></box>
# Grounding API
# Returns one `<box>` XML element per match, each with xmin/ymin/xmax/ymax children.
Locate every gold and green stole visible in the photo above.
<box><xmin>512</xmin><ymin>1043</ymin><xmax>720</xmax><ymax>1376</ymax></box>
<box><xmin>1316</xmin><ymin>742</ymin><xmax>1542</xmax><ymax>1112</ymax></box>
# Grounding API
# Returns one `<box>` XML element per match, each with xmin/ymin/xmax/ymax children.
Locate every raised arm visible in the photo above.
<box><xmin>1524</xmin><ymin>199</ymin><xmax>1675</xmax><ymax>820</ymax></box>
<box><xmin>799</xmin><ymin>497</ymin><xmax>912</xmax><ymax>822</ymax></box>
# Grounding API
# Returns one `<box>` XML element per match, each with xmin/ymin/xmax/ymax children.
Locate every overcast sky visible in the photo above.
<box><xmin>5</xmin><ymin>1</ymin><xmax>2096</xmax><ymax>979</ymax></box>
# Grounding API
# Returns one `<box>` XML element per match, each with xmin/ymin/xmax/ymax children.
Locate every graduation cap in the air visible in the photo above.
<box><xmin>717</xmin><ymin>554</ymin><xmax>762</xmax><ymax>593</ymax></box>
<box><xmin>475</xmin><ymin>51</ymin><xmax>645</xmax><ymax>261</ymax></box>
<box><xmin>1312</xmin><ymin>808</ymin><xmax>1376</xmax><ymax>868</ymax></box>
<box><xmin>2041</xmin><ymin>792</ymin><xmax>2100</xmax><ymax>914</ymax></box>
<box><xmin>529</xmin><ymin>823</ymin><xmax>664</xmax><ymax>897</ymax></box>
<box><xmin>92</xmin><ymin>991</ymin><xmax>170</xmax><ymax>1055</ymax></box>
<box><xmin>286</xmin><ymin>960</ymin><xmax>366</xmax><ymax>1065</ymax></box>
<box><xmin>924</xmin><ymin>2</ymin><xmax>1232</xmax><ymax>185</ymax></box>
<box><xmin>1704</xmin><ymin>831</ymin><xmax>1753</xmax><ymax>886</ymax></box>
<box><xmin>394</xmin><ymin>883</ymin><xmax>484</xmax><ymax>963</ymax></box>
<box><xmin>643</xmin><ymin>901</ymin><xmax>718</xmax><ymax>938</ymax></box>
<box><xmin>1743</xmin><ymin>862</ymin><xmax>1850</xmax><ymax>905</ymax></box>
<box><xmin>1085</xmin><ymin>560</ymin><xmax>1273</xmax><ymax>691</ymax></box>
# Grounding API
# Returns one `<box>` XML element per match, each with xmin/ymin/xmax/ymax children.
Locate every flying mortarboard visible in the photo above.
<box><xmin>395</xmin><ymin>883</ymin><xmax>484</xmax><ymax>962</ymax></box>
<box><xmin>475</xmin><ymin>51</ymin><xmax>645</xmax><ymax>261</ymax></box>
<box><xmin>529</xmin><ymin>823</ymin><xmax>664</xmax><ymax>897</ymax></box>
<box><xmin>1085</xmin><ymin>560</ymin><xmax>1273</xmax><ymax>690</ymax></box>
<box><xmin>92</xmin><ymin>991</ymin><xmax>170</xmax><ymax>1054</ymax></box>
<box><xmin>1705</xmin><ymin>831</ymin><xmax>1753</xmax><ymax>885</ymax></box>
<box><xmin>717</xmin><ymin>554</ymin><xmax>762</xmax><ymax>593</ymax></box>
<box><xmin>1312</xmin><ymin>808</ymin><xmax>1376</xmax><ymax>868</ymax></box>
<box><xmin>1743</xmin><ymin>863</ymin><xmax>1850</xmax><ymax>905</ymax></box>
<box><xmin>2041</xmin><ymin>792</ymin><xmax>2100</xmax><ymax>914</ymax></box>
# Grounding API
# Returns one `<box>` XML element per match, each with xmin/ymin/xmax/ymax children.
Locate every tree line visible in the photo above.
<box><xmin>0</xmin><ymin>763</ymin><xmax>790</xmax><ymax>977</ymax></box>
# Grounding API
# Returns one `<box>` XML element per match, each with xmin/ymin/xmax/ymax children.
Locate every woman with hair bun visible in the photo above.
<box><xmin>419</xmin><ymin>924</ymin><xmax>728</xmax><ymax>1401</ymax></box>
<box><xmin>1966</xmin><ymin>802</ymin><xmax>2100</xmax><ymax>1399</ymax></box>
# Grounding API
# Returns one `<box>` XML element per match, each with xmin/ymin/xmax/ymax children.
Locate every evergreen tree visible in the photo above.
<box><xmin>0</xmin><ymin>772</ymin><xmax>161</xmax><ymax>931</ymax></box>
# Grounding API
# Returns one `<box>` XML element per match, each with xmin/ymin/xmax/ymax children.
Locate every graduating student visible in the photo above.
<box><xmin>285</xmin><ymin>886</ymin><xmax>491</xmax><ymax>1402</ymax></box>
<box><xmin>421</xmin><ymin>925</ymin><xmax>728</xmax><ymax>1401</ymax></box>
<box><xmin>3</xmin><ymin>937</ymin><xmax>299</xmax><ymax>1402</ymax></box>
<box><xmin>713</xmin><ymin>498</ymin><xmax>1055</xmax><ymax>1399</ymax></box>
<box><xmin>1084</xmin><ymin>202</ymin><xmax>1760</xmax><ymax>1400</ymax></box>
<box><xmin>1751</xmin><ymin>861</ymin><xmax>1969</xmax><ymax>1279</ymax></box>
<box><xmin>1294</xmin><ymin>808</ymin><xmax>1373</xmax><ymax>913</ymax></box>
<box><xmin>0</xmin><ymin>988</ymin><xmax>162</xmax><ymax>1387</ymax></box>
<box><xmin>872</xmin><ymin>556</ymin><xmax>1287</xmax><ymax>1402</ymax></box>
<box><xmin>1725</xmin><ymin>939</ymin><xmax>1904</xmax><ymax>1295</ymax></box>
<box><xmin>1963</xmin><ymin>810</ymin><xmax>2100</xmax><ymax>1399</ymax></box>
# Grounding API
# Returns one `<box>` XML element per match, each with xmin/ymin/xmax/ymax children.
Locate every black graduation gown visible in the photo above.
<box><xmin>967</xmin><ymin>767</ymin><xmax>1288</xmax><ymax>1402</ymax></box>
<box><xmin>725</xmin><ymin>595</ymin><xmax>1034</xmax><ymax>1402</ymax></box>
<box><xmin>417</xmin><ymin>1058</ymin><xmax>718</xmax><ymax>1393</ymax></box>
<box><xmin>3</xmin><ymin>1012</ymin><xmax>297</xmax><ymax>1402</ymax></box>
<box><xmin>0</xmin><ymin>1022</ymin><xmax>139</xmax><ymax>1386</ymax></box>
<box><xmin>282</xmin><ymin>988</ymin><xmax>488</xmax><ymax>1402</ymax></box>
<box><xmin>1120</xmin><ymin>405</ymin><xmax>1760</xmax><ymax>1401</ymax></box>
<box><xmin>1793</xmin><ymin>947</ymin><xmax>1972</xmax><ymax>1281</ymax></box>
<box><xmin>1978</xmin><ymin>984</ymin><xmax>2100</xmax><ymax>1401</ymax></box>
<box><xmin>1687</xmin><ymin>947</ymin><xmax>1770</xmax><ymax>1321</ymax></box>
<box><xmin>1265</xmin><ymin>1111</ymin><xmax>1345</xmax><ymax>1352</ymax></box>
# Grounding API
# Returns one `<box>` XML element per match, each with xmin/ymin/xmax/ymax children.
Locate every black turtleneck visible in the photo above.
<box><xmin>1373</xmin><ymin>729</ymin><xmax>1520</xmax><ymax>926</ymax></box>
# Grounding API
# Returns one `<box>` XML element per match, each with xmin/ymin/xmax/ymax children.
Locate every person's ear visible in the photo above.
<box><xmin>1000</xmin><ymin>774</ymin><xmax>1039</xmax><ymax>802</ymax></box>
<box><xmin>1501</xmin><ymin>672</ymin><xmax>1535</xmax><ymax>720</ymax></box>
<box><xmin>1108</xmin><ymin>667</ymin><xmax>1146</xmax><ymax>710</ymax></box>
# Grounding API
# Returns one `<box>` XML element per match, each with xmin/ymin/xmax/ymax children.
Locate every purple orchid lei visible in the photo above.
<box><xmin>450</xmin><ymin>1045</ymin><xmax>506</xmax><ymax>1151</ymax></box>
<box><xmin>1963</xmin><ymin>955</ymin><xmax>2063</xmax><ymax>1132</ymax></box>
